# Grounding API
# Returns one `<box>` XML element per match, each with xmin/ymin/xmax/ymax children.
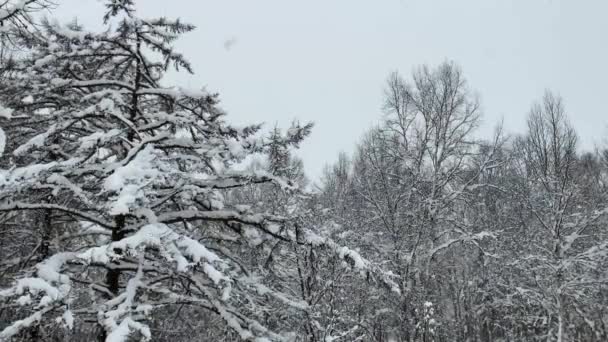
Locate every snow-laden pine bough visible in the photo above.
<box><xmin>0</xmin><ymin>1</ymin><xmax>399</xmax><ymax>341</ymax></box>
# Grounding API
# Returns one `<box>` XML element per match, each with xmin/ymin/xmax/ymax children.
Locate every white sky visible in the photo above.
<box><xmin>54</xmin><ymin>0</ymin><xmax>608</xmax><ymax>181</ymax></box>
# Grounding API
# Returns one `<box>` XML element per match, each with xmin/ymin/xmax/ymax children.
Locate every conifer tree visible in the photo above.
<box><xmin>0</xmin><ymin>1</ymin><xmax>393</xmax><ymax>341</ymax></box>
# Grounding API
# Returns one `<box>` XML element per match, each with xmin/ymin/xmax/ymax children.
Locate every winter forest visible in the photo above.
<box><xmin>1</xmin><ymin>1</ymin><xmax>608</xmax><ymax>341</ymax></box>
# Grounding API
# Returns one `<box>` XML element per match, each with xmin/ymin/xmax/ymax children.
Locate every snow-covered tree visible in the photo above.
<box><xmin>325</xmin><ymin>63</ymin><xmax>501</xmax><ymax>340</ymax></box>
<box><xmin>0</xmin><ymin>1</ymin><xmax>395</xmax><ymax>341</ymax></box>
<box><xmin>497</xmin><ymin>92</ymin><xmax>608</xmax><ymax>341</ymax></box>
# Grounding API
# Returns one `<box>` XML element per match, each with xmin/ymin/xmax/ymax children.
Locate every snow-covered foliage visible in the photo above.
<box><xmin>317</xmin><ymin>70</ymin><xmax>608</xmax><ymax>341</ymax></box>
<box><xmin>3</xmin><ymin>2</ymin><xmax>608</xmax><ymax>342</ymax></box>
<box><xmin>0</xmin><ymin>1</ymin><xmax>393</xmax><ymax>341</ymax></box>
<box><xmin>0</xmin><ymin>0</ymin><xmax>52</xmax><ymax>58</ymax></box>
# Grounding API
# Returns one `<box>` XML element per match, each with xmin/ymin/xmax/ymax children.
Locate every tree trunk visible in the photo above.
<box><xmin>98</xmin><ymin>215</ymin><xmax>126</xmax><ymax>341</ymax></box>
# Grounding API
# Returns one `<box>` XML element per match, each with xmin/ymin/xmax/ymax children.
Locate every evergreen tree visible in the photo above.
<box><xmin>0</xmin><ymin>2</ymin><xmax>391</xmax><ymax>341</ymax></box>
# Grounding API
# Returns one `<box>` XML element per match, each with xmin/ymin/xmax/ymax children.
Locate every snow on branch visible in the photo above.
<box><xmin>0</xmin><ymin>253</ymin><xmax>75</xmax><ymax>339</ymax></box>
<box><xmin>0</xmin><ymin>202</ymin><xmax>114</xmax><ymax>229</ymax></box>
<box><xmin>303</xmin><ymin>230</ymin><xmax>401</xmax><ymax>295</ymax></box>
<box><xmin>429</xmin><ymin>230</ymin><xmax>496</xmax><ymax>261</ymax></box>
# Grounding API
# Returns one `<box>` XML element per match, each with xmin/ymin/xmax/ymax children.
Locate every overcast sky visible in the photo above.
<box><xmin>54</xmin><ymin>0</ymin><xmax>608</xmax><ymax>181</ymax></box>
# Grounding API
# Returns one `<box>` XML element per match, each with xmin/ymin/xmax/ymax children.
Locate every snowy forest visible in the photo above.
<box><xmin>1</xmin><ymin>1</ymin><xmax>608</xmax><ymax>341</ymax></box>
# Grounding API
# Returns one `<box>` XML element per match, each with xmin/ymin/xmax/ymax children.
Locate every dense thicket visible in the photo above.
<box><xmin>1</xmin><ymin>1</ymin><xmax>607</xmax><ymax>342</ymax></box>
<box><xmin>318</xmin><ymin>65</ymin><xmax>608</xmax><ymax>341</ymax></box>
